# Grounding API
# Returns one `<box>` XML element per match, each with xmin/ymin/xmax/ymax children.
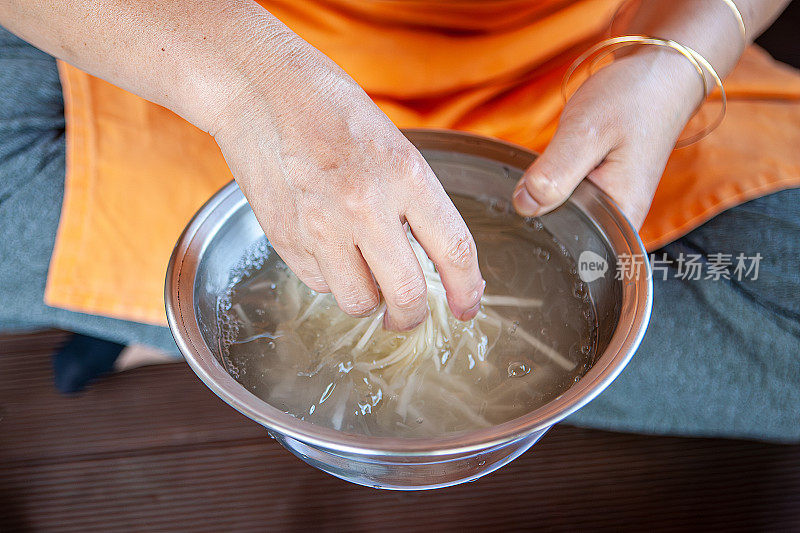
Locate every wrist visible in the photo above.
<box><xmin>627</xmin><ymin>46</ymin><xmax>706</xmax><ymax>125</ymax></box>
<box><xmin>166</xmin><ymin>3</ymin><xmax>313</xmax><ymax>139</ymax></box>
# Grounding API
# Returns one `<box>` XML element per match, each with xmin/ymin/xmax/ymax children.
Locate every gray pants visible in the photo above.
<box><xmin>1</xmin><ymin>26</ymin><xmax>798</xmax><ymax>442</ymax></box>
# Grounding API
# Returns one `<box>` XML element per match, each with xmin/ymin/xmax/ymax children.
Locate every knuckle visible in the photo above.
<box><xmin>564</xmin><ymin>109</ymin><xmax>620</xmax><ymax>148</ymax></box>
<box><xmin>305</xmin><ymin>217</ymin><xmax>329</xmax><ymax>243</ymax></box>
<box><xmin>443</xmin><ymin>230</ymin><xmax>476</xmax><ymax>269</ymax></box>
<box><xmin>567</xmin><ymin>114</ymin><xmax>601</xmax><ymax>142</ymax></box>
<box><xmin>302</xmin><ymin>275</ymin><xmax>330</xmax><ymax>293</ymax></box>
<box><xmin>395</xmin><ymin>147</ymin><xmax>433</xmax><ymax>190</ymax></box>
<box><xmin>391</xmin><ymin>140</ymin><xmax>422</xmax><ymax>165</ymax></box>
<box><xmin>338</xmin><ymin>286</ymin><xmax>379</xmax><ymax>317</ymax></box>
<box><xmin>293</xmin><ymin>266</ymin><xmax>329</xmax><ymax>292</ymax></box>
<box><xmin>524</xmin><ymin>169</ymin><xmax>563</xmax><ymax>206</ymax></box>
<box><xmin>342</xmin><ymin>184</ymin><xmax>382</xmax><ymax>224</ymax></box>
<box><xmin>388</xmin><ymin>273</ymin><xmax>428</xmax><ymax>311</ymax></box>
<box><xmin>267</xmin><ymin>225</ymin><xmax>292</xmax><ymax>250</ymax></box>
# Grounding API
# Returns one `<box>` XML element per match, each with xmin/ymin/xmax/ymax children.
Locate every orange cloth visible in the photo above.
<box><xmin>46</xmin><ymin>0</ymin><xmax>800</xmax><ymax>326</ymax></box>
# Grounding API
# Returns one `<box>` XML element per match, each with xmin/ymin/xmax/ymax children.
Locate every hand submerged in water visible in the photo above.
<box><xmin>210</xmin><ymin>30</ymin><xmax>485</xmax><ymax>331</ymax></box>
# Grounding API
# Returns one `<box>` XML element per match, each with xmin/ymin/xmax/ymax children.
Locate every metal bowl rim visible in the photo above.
<box><xmin>165</xmin><ymin>129</ymin><xmax>652</xmax><ymax>457</ymax></box>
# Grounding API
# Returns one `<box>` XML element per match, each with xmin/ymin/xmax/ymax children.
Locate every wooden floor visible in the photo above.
<box><xmin>1</xmin><ymin>330</ymin><xmax>799</xmax><ymax>532</ymax></box>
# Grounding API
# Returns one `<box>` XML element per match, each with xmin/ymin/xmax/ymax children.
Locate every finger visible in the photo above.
<box><xmin>587</xmin><ymin>144</ymin><xmax>662</xmax><ymax>229</ymax></box>
<box><xmin>271</xmin><ymin>243</ymin><xmax>330</xmax><ymax>293</ymax></box>
<box><xmin>513</xmin><ymin>115</ymin><xmax>615</xmax><ymax>217</ymax></box>
<box><xmin>404</xmin><ymin>179</ymin><xmax>485</xmax><ymax>321</ymax></box>
<box><xmin>315</xmin><ymin>243</ymin><xmax>381</xmax><ymax>318</ymax></box>
<box><xmin>357</xmin><ymin>221</ymin><xmax>429</xmax><ymax>331</ymax></box>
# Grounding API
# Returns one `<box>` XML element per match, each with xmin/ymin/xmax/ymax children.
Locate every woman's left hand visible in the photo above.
<box><xmin>512</xmin><ymin>48</ymin><xmax>706</xmax><ymax>228</ymax></box>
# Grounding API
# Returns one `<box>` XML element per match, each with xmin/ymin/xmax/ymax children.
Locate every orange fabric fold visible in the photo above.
<box><xmin>46</xmin><ymin>0</ymin><xmax>800</xmax><ymax>326</ymax></box>
<box><xmin>48</xmin><ymin>63</ymin><xmax>233</xmax><ymax>325</ymax></box>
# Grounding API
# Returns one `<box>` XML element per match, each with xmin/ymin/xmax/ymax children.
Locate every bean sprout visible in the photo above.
<box><xmin>272</xmin><ymin>231</ymin><xmax>575</xmax><ymax>431</ymax></box>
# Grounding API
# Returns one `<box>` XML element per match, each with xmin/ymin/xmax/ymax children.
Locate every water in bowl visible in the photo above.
<box><xmin>216</xmin><ymin>195</ymin><xmax>597</xmax><ymax>438</ymax></box>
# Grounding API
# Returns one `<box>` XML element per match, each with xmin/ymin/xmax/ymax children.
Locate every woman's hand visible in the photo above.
<box><xmin>0</xmin><ymin>0</ymin><xmax>485</xmax><ymax>331</ymax></box>
<box><xmin>512</xmin><ymin>0</ymin><xmax>791</xmax><ymax>225</ymax></box>
<box><xmin>512</xmin><ymin>48</ymin><xmax>705</xmax><ymax>228</ymax></box>
<box><xmin>0</xmin><ymin>0</ymin><xmax>483</xmax><ymax>330</ymax></box>
<box><xmin>212</xmin><ymin>36</ymin><xmax>485</xmax><ymax>331</ymax></box>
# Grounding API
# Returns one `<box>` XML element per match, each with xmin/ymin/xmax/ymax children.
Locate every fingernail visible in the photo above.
<box><xmin>475</xmin><ymin>278</ymin><xmax>486</xmax><ymax>301</ymax></box>
<box><xmin>459</xmin><ymin>300</ymin><xmax>482</xmax><ymax>322</ymax></box>
<box><xmin>513</xmin><ymin>184</ymin><xmax>540</xmax><ymax>216</ymax></box>
<box><xmin>455</xmin><ymin>279</ymin><xmax>485</xmax><ymax>321</ymax></box>
<box><xmin>384</xmin><ymin>307</ymin><xmax>427</xmax><ymax>332</ymax></box>
<box><xmin>354</xmin><ymin>302</ymin><xmax>380</xmax><ymax>318</ymax></box>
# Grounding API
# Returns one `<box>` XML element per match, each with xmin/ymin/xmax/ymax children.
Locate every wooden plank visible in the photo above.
<box><xmin>1</xmin><ymin>331</ymin><xmax>799</xmax><ymax>532</ymax></box>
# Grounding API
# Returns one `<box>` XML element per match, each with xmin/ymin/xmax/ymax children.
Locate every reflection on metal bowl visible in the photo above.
<box><xmin>165</xmin><ymin>130</ymin><xmax>652</xmax><ymax>490</ymax></box>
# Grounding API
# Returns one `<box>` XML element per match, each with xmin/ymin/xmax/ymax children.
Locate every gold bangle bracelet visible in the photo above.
<box><xmin>562</xmin><ymin>36</ymin><xmax>708</xmax><ymax>101</ymax></box>
<box><xmin>673</xmin><ymin>40</ymin><xmax>727</xmax><ymax>146</ymax></box>
<box><xmin>608</xmin><ymin>0</ymin><xmax>747</xmax><ymax>49</ymax></box>
<box><xmin>720</xmin><ymin>0</ymin><xmax>747</xmax><ymax>42</ymax></box>
<box><xmin>561</xmin><ymin>35</ymin><xmax>727</xmax><ymax>148</ymax></box>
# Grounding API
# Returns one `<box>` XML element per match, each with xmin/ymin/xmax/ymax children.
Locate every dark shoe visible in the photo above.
<box><xmin>52</xmin><ymin>333</ymin><xmax>124</xmax><ymax>394</ymax></box>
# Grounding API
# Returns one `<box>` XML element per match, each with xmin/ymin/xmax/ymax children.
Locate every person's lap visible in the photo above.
<box><xmin>0</xmin><ymin>26</ymin><xmax>177</xmax><ymax>354</ymax></box>
<box><xmin>568</xmin><ymin>189</ymin><xmax>800</xmax><ymax>442</ymax></box>
<box><xmin>1</xmin><ymin>25</ymin><xmax>797</xmax><ymax>441</ymax></box>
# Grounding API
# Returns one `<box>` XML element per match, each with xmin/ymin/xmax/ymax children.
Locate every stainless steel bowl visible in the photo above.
<box><xmin>165</xmin><ymin>130</ymin><xmax>652</xmax><ymax>490</ymax></box>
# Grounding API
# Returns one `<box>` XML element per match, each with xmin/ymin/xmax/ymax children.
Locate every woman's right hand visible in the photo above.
<box><xmin>0</xmin><ymin>0</ymin><xmax>483</xmax><ymax>331</ymax></box>
<box><xmin>209</xmin><ymin>31</ymin><xmax>485</xmax><ymax>331</ymax></box>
